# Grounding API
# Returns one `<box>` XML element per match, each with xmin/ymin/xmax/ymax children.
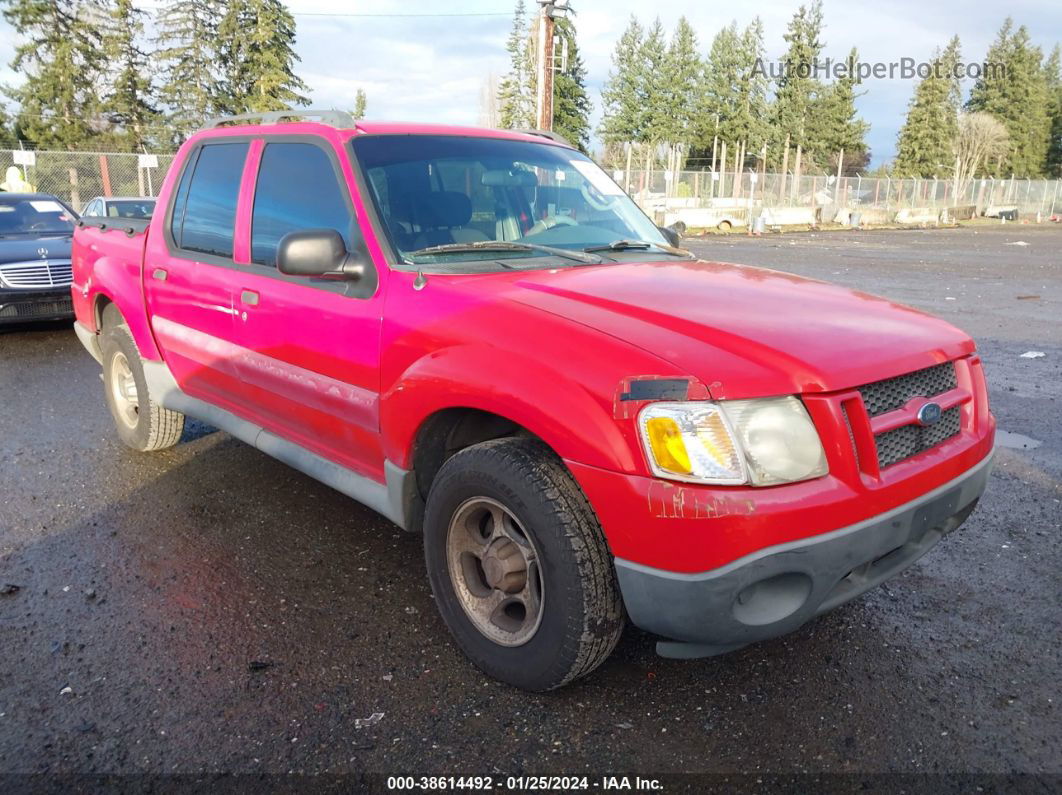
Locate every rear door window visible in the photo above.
<box><xmin>251</xmin><ymin>142</ymin><xmax>353</xmax><ymax>267</ymax></box>
<box><xmin>175</xmin><ymin>142</ymin><xmax>249</xmax><ymax>258</ymax></box>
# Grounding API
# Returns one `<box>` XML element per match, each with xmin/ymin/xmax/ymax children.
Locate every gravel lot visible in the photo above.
<box><xmin>1</xmin><ymin>224</ymin><xmax>1059</xmax><ymax>789</ymax></box>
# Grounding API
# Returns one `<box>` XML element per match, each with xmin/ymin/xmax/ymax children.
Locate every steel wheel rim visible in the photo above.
<box><xmin>445</xmin><ymin>496</ymin><xmax>545</xmax><ymax>647</ymax></box>
<box><xmin>109</xmin><ymin>351</ymin><xmax>139</xmax><ymax>429</ymax></box>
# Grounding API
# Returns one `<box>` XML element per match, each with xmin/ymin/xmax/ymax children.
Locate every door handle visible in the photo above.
<box><xmin>152</xmin><ymin>268</ymin><xmax>167</xmax><ymax>281</ymax></box>
<box><xmin>241</xmin><ymin>290</ymin><xmax>259</xmax><ymax>306</ymax></box>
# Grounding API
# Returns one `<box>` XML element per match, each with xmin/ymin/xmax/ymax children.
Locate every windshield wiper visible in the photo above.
<box><xmin>405</xmin><ymin>240</ymin><xmax>602</xmax><ymax>265</ymax></box>
<box><xmin>584</xmin><ymin>239</ymin><xmax>654</xmax><ymax>252</ymax></box>
<box><xmin>584</xmin><ymin>239</ymin><xmax>694</xmax><ymax>258</ymax></box>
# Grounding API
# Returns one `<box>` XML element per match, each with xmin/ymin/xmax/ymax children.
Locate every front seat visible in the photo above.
<box><xmin>409</xmin><ymin>191</ymin><xmax>489</xmax><ymax>249</ymax></box>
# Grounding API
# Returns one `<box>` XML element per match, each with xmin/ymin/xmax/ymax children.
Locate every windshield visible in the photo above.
<box><xmin>106</xmin><ymin>199</ymin><xmax>156</xmax><ymax>219</ymax></box>
<box><xmin>0</xmin><ymin>197</ymin><xmax>76</xmax><ymax>237</ymax></box>
<box><xmin>350</xmin><ymin>135</ymin><xmax>673</xmax><ymax>270</ymax></box>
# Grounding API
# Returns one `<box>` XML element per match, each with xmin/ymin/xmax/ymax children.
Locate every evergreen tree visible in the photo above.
<box><xmin>599</xmin><ymin>15</ymin><xmax>645</xmax><ymax>147</ymax></box>
<box><xmin>352</xmin><ymin>89</ymin><xmax>367</xmax><ymax>120</ymax></box>
<box><xmin>156</xmin><ymin>0</ymin><xmax>224</xmax><ymax>131</ymax></box>
<box><xmin>218</xmin><ymin>0</ymin><xmax>309</xmax><ymax>115</ymax></box>
<box><xmin>1045</xmin><ymin>45</ymin><xmax>1062</xmax><ymax>177</ymax></box>
<box><xmin>638</xmin><ymin>18</ymin><xmax>670</xmax><ymax>149</ymax></box>
<box><xmin>103</xmin><ymin>0</ymin><xmax>159</xmax><ymax>151</ymax></box>
<box><xmin>771</xmin><ymin>1</ymin><xmax>825</xmax><ymax>158</ymax></box>
<box><xmin>734</xmin><ymin>18</ymin><xmax>770</xmax><ymax>155</ymax></box>
<box><xmin>0</xmin><ymin>104</ymin><xmax>15</xmax><ymax>147</ymax></box>
<box><xmin>497</xmin><ymin>0</ymin><xmax>533</xmax><ymax>129</ymax></box>
<box><xmin>808</xmin><ymin>47</ymin><xmax>870</xmax><ymax>173</ymax></box>
<box><xmin>700</xmin><ymin>19</ymin><xmax>769</xmax><ymax>159</ymax></box>
<box><xmin>893</xmin><ymin>37</ymin><xmax>962</xmax><ymax>177</ymax></box>
<box><xmin>662</xmin><ymin>17</ymin><xmax>703</xmax><ymax>150</ymax></box>
<box><xmin>551</xmin><ymin>16</ymin><xmax>592</xmax><ymax>153</ymax></box>
<box><xmin>2</xmin><ymin>0</ymin><xmax>107</xmax><ymax>149</ymax></box>
<box><xmin>967</xmin><ymin>19</ymin><xmax>1051</xmax><ymax>176</ymax></box>
<box><xmin>702</xmin><ymin>22</ymin><xmax>741</xmax><ymax>149</ymax></box>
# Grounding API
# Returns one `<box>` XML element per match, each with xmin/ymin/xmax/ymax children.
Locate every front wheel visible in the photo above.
<box><xmin>423</xmin><ymin>438</ymin><xmax>624</xmax><ymax>691</ymax></box>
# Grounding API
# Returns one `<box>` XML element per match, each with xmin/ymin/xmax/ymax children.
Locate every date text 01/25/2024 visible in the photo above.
<box><xmin>385</xmin><ymin>776</ymin><xmax>663</xmax><ymax>791</ymax></box>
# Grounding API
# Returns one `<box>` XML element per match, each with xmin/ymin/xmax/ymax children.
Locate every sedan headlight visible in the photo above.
<box><xmin>639</xmin><ymin>397</ymin><xmax>827</xmax><ymax>486</ymax></box>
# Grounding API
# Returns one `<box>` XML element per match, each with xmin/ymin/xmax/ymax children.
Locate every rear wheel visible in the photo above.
<box><xmin>423</xmin><ymin>438</ymin><xmax>624</xmax><ymax>691</ymax></box>
<box><xmin>100</xmin><ymin>318</ymin><xmax>184</xmax><ymax>451</ymax></box>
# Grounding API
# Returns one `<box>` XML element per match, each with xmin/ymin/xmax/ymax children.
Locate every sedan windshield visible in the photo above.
<box><xmin>351</xmin><ymin>135</ymin><xmax>679</xmax><ymax>270</ymax></box>
<box><xmin>106</xmin><ymin>199</ymin><xmax>156</xmax><ymax>219</ymax></box>
<box><xmin>0</xmin><ymin>197</ymin><xmax>75</xmax><ymax>236</ymax></box>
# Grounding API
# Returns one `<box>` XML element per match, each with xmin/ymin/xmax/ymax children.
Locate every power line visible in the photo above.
<box><xmin>289</xmin><ymin>11</ymin><xmax>510</xmax><ymax>17</ymax></box>
<box><xmin>137</xmin><ymin>4</ymin><xmax>511</xmax><ymax>18</ymax></box>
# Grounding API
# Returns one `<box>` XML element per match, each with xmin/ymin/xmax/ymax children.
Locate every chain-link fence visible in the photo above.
<box><xmin>5</xmin><ymin>148</ymin><xmax>1061</xmax><ymax>225</ymax></box>
<box><xmin>621</xmin><ymin>167</ymin><xmax>1062</xmax><ymax>226</ymax></box>
<box><xmin>1</xmin><ymin>149</ymin><xmax>177</xmax><ymax>211</ymax></box>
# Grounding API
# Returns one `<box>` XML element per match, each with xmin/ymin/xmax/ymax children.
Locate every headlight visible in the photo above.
<box><xmin>639</xmin><ymin>397</ymin><xmax>827</xmax><ymax>486</ymax></box>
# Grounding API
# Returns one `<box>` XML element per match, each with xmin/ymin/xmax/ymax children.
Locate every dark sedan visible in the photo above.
<box><xmin>0</xmin><ymin>193</ymin><xmax>78</xmax><ymax>324</ymax></box>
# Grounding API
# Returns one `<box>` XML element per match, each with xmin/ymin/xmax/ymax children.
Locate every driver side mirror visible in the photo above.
<box><xmin>277</xmin><ymin>228</ymin><xmax>365</xmax><ymax>281</ymax></box>
<box><xmin>658</xmin><ymin>223</ymin><xmax>685</xmax><ymax>248</ymax></box>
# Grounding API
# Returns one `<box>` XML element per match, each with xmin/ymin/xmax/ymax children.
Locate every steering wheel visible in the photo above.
<box><xmin>525</xmin><ymin>214</ymin><xmax>578</xmax><ymax>238</ymax></box>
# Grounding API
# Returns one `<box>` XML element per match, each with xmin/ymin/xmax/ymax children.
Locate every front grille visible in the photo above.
<box><xmin>874</xmin><ymin>406</ymin><xmax>962</xmax><ymax>468</ymax></box>
<box><xmin>0</xmin><ymin>297</ymin><xmax>73</xmax><ymax>319</ymax></box>
<box><xmin>0</xmin><ymin>260</ymin><xmax>73</xmax><ymax>288</ymax></box>
<box><xmin>858</xmin><ymin>362</ymin><xmax>957</xmax><ymax>417</ymax></box>
<box><xmin>854</xmin><ymin>362</ymin><xmax>961</xmax><ymax>469</ymax></box>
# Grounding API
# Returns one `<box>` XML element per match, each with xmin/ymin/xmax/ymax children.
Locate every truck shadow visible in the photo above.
<box><xmin>1</xmin><ymin>427</ymin><xmax>1055</xmax><ymax>775</ymax></box>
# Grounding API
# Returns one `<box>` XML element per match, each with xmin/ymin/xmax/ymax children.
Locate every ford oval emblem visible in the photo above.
<box><xmin>917</xmin><ymin>402</ymin><xmax>943</xmax><ymax>426</ymax></box>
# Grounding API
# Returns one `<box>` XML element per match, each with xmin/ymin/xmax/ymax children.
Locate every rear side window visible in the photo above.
<box><xmin>251</xmin><ymin>142</ymin><xmax>352</xmax><ymax>267</ymax></box>
<box><xmin>174</xmin><ymin>142</ymin><xmax>248</xmax><ymax>258</ymax></box>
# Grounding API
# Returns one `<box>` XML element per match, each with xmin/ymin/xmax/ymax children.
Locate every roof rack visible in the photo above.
<box><xmin>513</xmin><ymin>128</ymin><xmax>572</xmax><ymax>147</ymax></box>
<box><xmin>205</xmin><ymin>109</ymin><xmax>356</xmax><ymax>129</ymax></box>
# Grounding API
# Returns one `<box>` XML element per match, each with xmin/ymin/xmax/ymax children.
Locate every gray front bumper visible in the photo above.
<box><xmin>615</xmin><ymin>451</ymin><xmax>994</xmax><ymax>659</ymax></box>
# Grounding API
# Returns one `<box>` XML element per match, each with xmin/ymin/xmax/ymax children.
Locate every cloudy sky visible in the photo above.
<box><xmin>1</xmin><ymin>0</ymin><xmax>1060</xmax><ymax>165</ymax></box>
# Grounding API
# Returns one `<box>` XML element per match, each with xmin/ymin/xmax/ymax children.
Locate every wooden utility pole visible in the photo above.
<box><xmin>534</xmin><ymin>2</ymin><xmax>561</xmax><ymax>131</ymax></box>
<box><xmin>779</xmin><ymin>133</ymin><xmax>790</xmax><ymax>203</ymax></box>
<box><xmin>834</xmin><ymin>148</ymin><xmax>844</xmax><ymax>204</ymax></box>
<box><xmin>719</xmin><ymin>141</ymin><xmax>728</xmax><ymax>197</ymax></box>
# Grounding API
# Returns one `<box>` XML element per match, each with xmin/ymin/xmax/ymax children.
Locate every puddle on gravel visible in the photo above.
<box><xmin>997</xmin><ymin>430</ymin><xmax>1044</xmax><ymax>450</ymax></box>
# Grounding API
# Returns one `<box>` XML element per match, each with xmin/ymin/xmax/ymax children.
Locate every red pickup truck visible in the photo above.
<box><xmin>71</xmin><ymin>111</ymin><xmax>995</xmax><ymax>691</ymax></box>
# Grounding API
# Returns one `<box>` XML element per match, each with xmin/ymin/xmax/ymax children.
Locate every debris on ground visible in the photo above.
<box><xmin>0</xmin><ymin>584</ymin><xmax>20</xmax><ymax>596</ymax></box>
<box><xmin>1007</xmin><ymin>241</ymin><xmax>1029</xmax><ymax>246</ymax></box>
<box><xmin>382</xmin><ymin>674</ymin><xmax>393</xmax><ymax>682</ymax></box>
<box><xmin>59</xmin><ymin>686</ymin><xmax>73</xmax><ymax>696</ymax></box>
<box><xmin>247</xmin><ymin>660</ymin><xmax>275</xmax><ymax>672</ymax></box>
<box><xmin>1016</xmin><ymin>295</ymin><xmax>1041</xmax><ymax>300</ymax></box>
<box><xmin>83</xmin><ymin>588</ymin><xmax>96</xmax><ymax>600</ymax></box>
<box><xmin>616</xmin><ymin>722</ymin><xmax>634</xmax><ymax>730</ymax></box>
<box><xmin>354</xmin><ymin>712</ymin><xmax>384</xmax><ymax>729</ymax></box>
<box><xmin>1019</xmin><ymin>351</ymin><xmax>1046</xmax><ymax>359</ymax></box>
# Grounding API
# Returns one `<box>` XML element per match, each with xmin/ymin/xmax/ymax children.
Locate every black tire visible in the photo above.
<box><xmin>100</xmin><ymin>318</ymin><xmax>184</xmax><ymax>452</ymax></box>
<box><xmin>423</xmin><ymin>438</ymin><xmax>624</xmax><ymax>691</ymax></box>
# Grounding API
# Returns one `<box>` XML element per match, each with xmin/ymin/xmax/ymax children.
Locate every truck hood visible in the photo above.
<box><xmin>0</xmin><ymin>234</ymin><xmax>72</xmax><ymax>265</ymax></box>
<box><xmin>507</xmin><ymin>259</ymin><xmax>975</xmax><ymax>399</ymax></box>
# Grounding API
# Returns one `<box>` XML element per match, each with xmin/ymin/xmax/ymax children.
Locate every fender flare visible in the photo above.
<box><xmin>87</xmin><ymin>256</ymin><xmax>160</xmax><ymax>360</ymax></box>
<box><xmin>380</xmin><ymin>344</ymin><xmax>637</xmax><ymax>473</ymax></box>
